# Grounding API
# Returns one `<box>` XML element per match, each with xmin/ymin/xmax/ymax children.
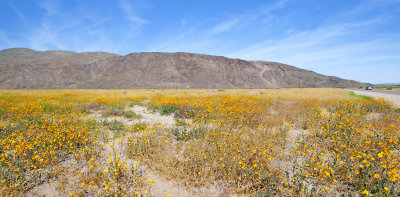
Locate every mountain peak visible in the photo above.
<box><xmin>0</xmin><ymin>48</ymin><xmax>365</xmax><ymax>89</ymax></box>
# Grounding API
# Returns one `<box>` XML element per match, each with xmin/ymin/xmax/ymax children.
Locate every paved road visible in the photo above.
<box><xmin>364</xmin><ymin>89</ymin><xmax>400</xmax><ymax>96</ymax></box>
<box><xmin>346</xmin><ymin>89</ymin><xmax>400</xmax><ymax>107</ymax></box>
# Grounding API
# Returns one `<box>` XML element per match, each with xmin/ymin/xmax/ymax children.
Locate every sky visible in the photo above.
<box><xmin>0</xmin><ymin>0</ymin><xmax>399</xmax><ymax>83</ymax></box>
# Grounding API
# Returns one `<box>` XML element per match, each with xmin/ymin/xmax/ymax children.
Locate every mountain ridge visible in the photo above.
<box><xmin>0</xmin><ymin>48</ymin><xmax>365</xmax><ymax>89</ymax></box>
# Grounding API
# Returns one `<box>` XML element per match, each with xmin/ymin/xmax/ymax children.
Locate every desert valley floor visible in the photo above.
<box><xmin>0</xmin><ymin>88</ymin><xmax>399</xmax><ymax>196</ymax></box>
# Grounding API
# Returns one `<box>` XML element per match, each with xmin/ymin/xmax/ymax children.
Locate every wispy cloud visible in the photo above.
<box><xmin>10</xmin><ymin>4</ymin><xmax>27</xmax><ymax>24</ymax></box>
<box><xmin>0</xmin><ymin>31</ymin><xmax>13</xmax><ymax>47</ymax></box>
<box><xmin>127</xmin><ymin>16</ymin><xmax>149</xmax><ymax>24</ymax></box>
<box><xmin>24</xmin><ymin>0</ymin><xmax>64</xmax><ymax>50</ymax></box>
<box><xmin>211</xmin><ymin>18</ymin><xmax>240</xmax><ymax>34</ymax></box>
<box><xmin>38</xmin><ymin>0</ymin><xmax>59</xmax><ymax>16</ymax></box>
<box><xmin>209</xmin><ymin>0</ymin><xmax>291</xmax><ymax>35</ymax></box>
<box><xmin>229</xmin><ymin>17</ymin><xmax>389</xmax><ymax>60</ymax></box>
<box><xmin>19</xmin><ymin>0</ymin><xmax>150</xmax><ymax>53</ymax></box>
<box><xmin>152</xmin><ymin>0</ymin><xmax>292</xmax><ymax>53</ymax></box>
<box><xmin>146</xmin><ymin>24</ymin><xmax>210</xmax><ymax>53</ymax></box>
<box><xmin>117</xmin><ymin>0</ymin><xmax>150</xmax><ymax>25</ymax></box>
<box><xmin>227</xmin><ymin>16</ymin><xmax>400</xmax><ymax>83</ymax></box>
<box><xmin>1</xmin><ymin>0</ymin><xmax>398</xmax><ymax>82</ymax></box>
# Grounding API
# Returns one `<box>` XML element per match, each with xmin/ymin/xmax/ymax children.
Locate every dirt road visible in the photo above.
<box><xmin>346</xmin><ymin>89</ymin><xmax>400</xmax><ymax>107</ymax></box>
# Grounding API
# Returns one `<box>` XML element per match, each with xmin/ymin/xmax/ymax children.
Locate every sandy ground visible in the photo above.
<box><xmin>25</xmin><ymin>105</ymin><xmax>204</xmax><ymax>197</ymax></box>
<box><xmin>347</xmin><ymin>89</ymin><xmax>400</xmax><ymax>107</ymax></box>
<box><xmin>22</xmin><ymin>91</ymin><xmax>399</xmax><ymax>196</ymax></box>
<box><xmin>131</xmin><ymin>105</ymin><xmax>176</xmax><ymax>127</ymax></box>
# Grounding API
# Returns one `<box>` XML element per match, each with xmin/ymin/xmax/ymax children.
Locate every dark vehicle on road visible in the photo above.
<box><xmin>366</xmin><ymin>86</ymin><xmax>372</xmax><ymax>90</ymax></box>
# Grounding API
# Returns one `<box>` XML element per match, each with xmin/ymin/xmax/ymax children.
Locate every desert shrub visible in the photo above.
<box><xmin>102</xmin><ymin>107</ymin><xmax>141</xmax><ymax>119</ymax></box>
<box><xmin>122</xmin><ymin>110</ymin><xmax>141</xmax><ymax>119</ymax></box>
<box><xmin>1</xmin><ymin>90</ymin><xmax>399</xmax><ymax>196</ymax></box>
<box><xmin>102</xmin><ymin>120</ymin><xmax>125</xmax><ymax>131</ymax></box>
<box><xmin>80</xmin><ymin>107</ymin><xmax>89</xmax><ymax>114</ymax></box>
<box><xmin>174</xmin><ymin>118</ymin><xmax>187</xmax><ymax>126</ymax></box>
<box><xmin>128</xmin><ymin>102</ymin><xmax>143</xmax><ymax>107</ymax></box>
<box><xmin>174</xmin><ymin>107</ymin><xmax>195</xmax><ymax>119</ymax></box>
<box><xmin>172</xmin><ymin>128</ymin><xmax>206</xmax><ymax>141</ymax></box>
<box><xmin>129</xmin><ymin>122</ymin><xmax>148</xmax><ymax>133</ymax></box>
<box><xmin>160</xmin><ymin>105</ymin><xmax>179</xmax><ymax>115</ymax></box>
<box><xmin>129</xmin><ymin>95</ymin><xmax>399</xmax><ymax>196</ymax></box>
<box><xmin>0</xmin><ymin>97</ymin><xmax>100</xmax><ymax>196</ymax></box>
<box><xmin>86</xmin><ymin>102</ymin><xmax>104</xmax><ymax>111</ymax></box>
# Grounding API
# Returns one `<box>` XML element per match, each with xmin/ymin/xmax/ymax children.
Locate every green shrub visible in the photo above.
<box><xmin>40</xmin><ymin>102</ymin><xmax>54</xmax><ymax>111</ymax></box>
<box><xmin>174</xmin><ymin>118</ymin><xmax>187</xmax><ymax>126</ymax></box>
<box><xmin>130</xmin><ymin>122</ymin><xmax>148</xmax><ymax>132</ymax></box>
<box><xmin>172</xmin><ymin>128</ymin><xmax>206</xmax><ymax>141</ymax></box>
<box><xmin>102</xmin><ymin>109</ymin><xmax>141</xmax><ymax>119</ymax></box>
<box><xmin>160</xmin><ymin>105</ymin><xmax>179</xmax><ymax>115</ymax></box>
<box><xmin>102</xmin><ymin>119</ymin><xmax>125</xmax><ymax>131</ymax></box>
<box><xmin>128</xmin><ymin>102</ymin><xmax>143</xmax><ymax>107</ymax></box>
<box><xmin>80</xmin><ymin>107</ymin><xmax>89</xmax><ymax>114</ymax></box>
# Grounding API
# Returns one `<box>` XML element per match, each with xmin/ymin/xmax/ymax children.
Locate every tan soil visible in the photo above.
<box><xmin>25</xmin><ymin>104</ymin><xmax>196</xmax><ymax>196</ymax></box>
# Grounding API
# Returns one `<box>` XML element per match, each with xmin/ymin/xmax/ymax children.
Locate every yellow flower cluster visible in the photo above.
<box><xmin>0</xmin><ymin>96</ymin><xmax>99</xmax><ymax>196</ymax></box>
<box><xmin>129</xmin><ymin>96</ymin><xmax>399</xmax><ymax>196</ymax></box>
<box><xmin>0</xmin><ymin>90</ymin><xmax>398</xmax><ymax>196</ymax></box>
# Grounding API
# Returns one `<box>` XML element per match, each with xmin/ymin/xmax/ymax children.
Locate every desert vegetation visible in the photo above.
<box><xmin>0</xmin><ymin>89</ymin><xmax>399</xmax><ymax>196</ymax></box>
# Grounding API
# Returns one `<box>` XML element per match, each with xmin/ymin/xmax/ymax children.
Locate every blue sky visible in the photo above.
<box><xmin>1</xmin><ymin>0</ymin><xmax>399</xmax><ymax>83</ymax></box>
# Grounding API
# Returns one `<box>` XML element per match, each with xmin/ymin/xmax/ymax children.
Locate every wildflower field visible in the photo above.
<box><xmin>0</xmin><ymin>89</ymin><xmax>399</xmax><ymax>196</ymax></box>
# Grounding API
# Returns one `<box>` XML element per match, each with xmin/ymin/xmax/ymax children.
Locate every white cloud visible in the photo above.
<box><xmin>20</xmin><ymin>0</ymin><xmax>143</xmax><ymax>53</ymax></box>
<box><xmin>226</xmin><ymin>17</ymin><xmax>400</xmax><ymax>83</ymax></box>
<box><xmin>117</xmin><ymin>0</ymin><xmax>150</xmax><ymax>25</ymax></box>
<box><xmin>127</xmin><ymin>16</ymin><xmax>149</xmax><ymax>25</ymax></box>
<box><xmin>38</xmin><ymin>0</ymin><xmax>59</xmax><ymax>16</ymax></box>
<box><xmin>229</xmin><ymin>17</ymin><xmax>390</xmax><ymax>61</ymax></box>
<box><xmin>211</xmin><ymin>18</ymin><xmax>239</xmax><ymax>34</ymax></box>
<box><xmin>0</xmin><ymin>31</ymin><xmax>13</xmax><ymax>47</ymax></box>
<box><xmin>27</xmin><ymin>28</ymin><xmax>63</xmax><ymax>51</ymax></box>
<box><xmin>25</xmin><ymin>1</ymin><xmax>66</xmax><ymax>51</ymax></box>
<box><xmin>146</xmin><ymin>27</ymin><xmax>197</xmax><ymax>52</ymax></box>
<box><xmin>10</xmin><ymin>4</ymin><xmax>27</xmax><ymax>24</ymax></box>
<box><xmin>209</xmin><ymin>0</ymin><xmax>291</xmax><ymax>36</ymax></box>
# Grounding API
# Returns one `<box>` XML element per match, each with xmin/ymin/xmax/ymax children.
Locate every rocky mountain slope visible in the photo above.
<box><xmin>0</xmin><ymin>48</ymin><xmax>365</xmax><ymax>89</ymax></box>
